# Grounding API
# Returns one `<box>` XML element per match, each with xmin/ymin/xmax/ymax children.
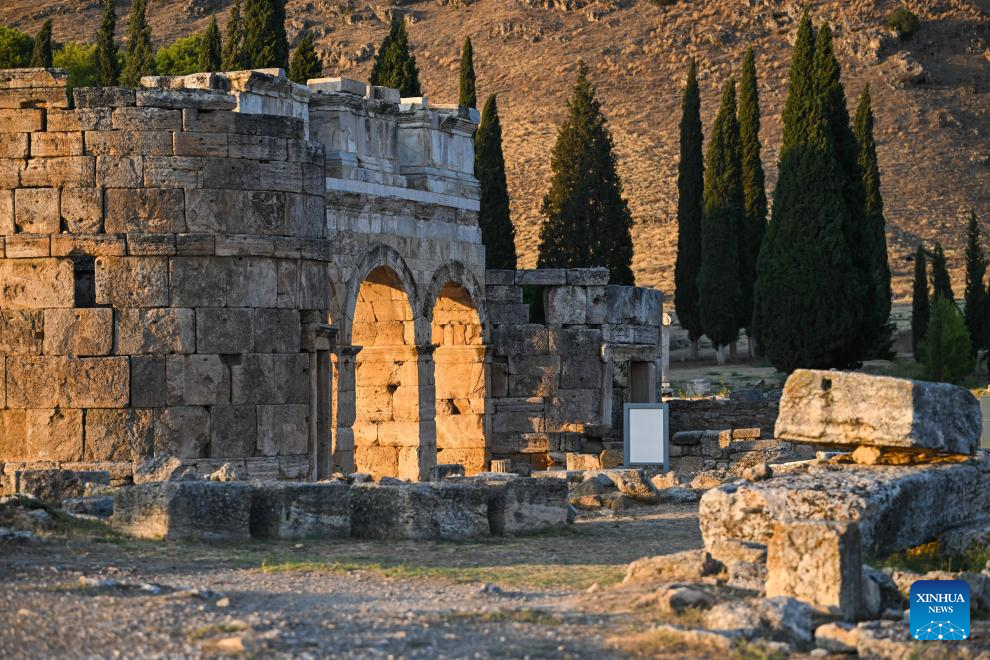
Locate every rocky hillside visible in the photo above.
<box><xmin>3</xmin><ymin>0</ymin><xmax>989</xmax><ymax>298</ymax></box>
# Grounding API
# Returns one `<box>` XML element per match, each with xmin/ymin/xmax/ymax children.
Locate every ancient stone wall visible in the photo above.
<box><xmin>667</xmin><ymin>397</ymin><xmax>780</xmax><ymax>439</ymax></box>
<box><xmin>0</xmin><ymin>68</ymin><xmax>330</xmax><ymax>481</ymax></box>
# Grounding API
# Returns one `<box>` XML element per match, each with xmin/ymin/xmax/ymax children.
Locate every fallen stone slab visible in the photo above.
<box><xmin>486</xmin><ymin>477</ymin><xmax>569</xmax><ymax>536</ymax></box>
<box><xmin>938</xmin><ymin>518</ymin><xmax>990</xmax><ymax>557</ymax></box>
<box><xmin>350</xmin><ymin>482</ymin><xmax>489</xmax><ymax>540</ymax></box>
<box><xmin>704</xmin><ymin>596</ymin><xmax>813</xmax><ymax>649</ymax></box>
<box><xmin>133</xmin><ymin>455</ymin><xmax>196</xmax><ymax>484</ymax></box>
<box><xmin>112</xmin><ymin>481</ymin><xmax>253</xmax><ymax>540</ymax></box>
<box><xmin>775</xmin><ymin>369</ymin><xmax>980</xmax><ymax>455</ymax></box>
<box><xmin>2</xmin><ymin>469</ymin><xmax>110</xmax><ymax>505</ymax></box>
<box><xmin>249</xmin><ymin>482</ymin><xmax>351</xmax><ymax>540</ymax></box>
<box><xmin>63</xmin><ymin>495</ymin><xmax>113</xmax><ymax>519</ymax></box>
<box><xmin>623</xmin><ymin>549</ymin><xmax>723</xmax><ymax>586</ymax></box>
<box><xmin>700</xmin><ymin>457</ymin><xmax>990</xmax><ymax>557</ymax></box>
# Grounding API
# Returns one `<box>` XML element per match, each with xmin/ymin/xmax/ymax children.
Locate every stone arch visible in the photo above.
<box><xmin>426</xmin><ymin>263</ymin><xmax>491</xmax><ymax>474</ymax></box>
<box><xmin>340</xmin><ymin>243</ymin><xmax>424</xmax><ymax>345</ymax></box>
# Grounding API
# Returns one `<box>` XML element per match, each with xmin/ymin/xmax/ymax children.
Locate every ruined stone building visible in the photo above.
<box><xmin>0</xmin><ymin>67</ymin><xmax>663</xmax><ymax>484</ymax></box>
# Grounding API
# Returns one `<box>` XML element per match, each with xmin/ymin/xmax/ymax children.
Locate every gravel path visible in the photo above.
<box><xmin>0</xmin><ymin>505</ymin><xmax>702</xmax><ymax>659</ymax></box>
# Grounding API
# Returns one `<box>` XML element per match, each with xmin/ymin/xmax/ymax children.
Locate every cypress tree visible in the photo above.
<box><xmin>737</xmin><ymin>46</ymin><xmax>766</xmax><ymax>338</ymax></box>
<box><xmin>120</xmin><ymin>0</ymin><xmax>155</xmax><ymax>87</ymax></box>
<box><xmin>242</xmin><ymin>0</ymin><xmax>289</xmax><ymax>70</ymax></box>
<box><xmin>458</xmin><ymin>37</ymin><xmax>476</xmax><ymax>109</ymax></box>
<box><xmin>288</xmin><ymin>33</ymin><xmax>321</xmax><ymax>83</ymax></box>
<box><xmin>475</xmin><ymin>94</ymin><xmax>516</xmax><ymax>270</ymax></box>
<box><xmin>674</xmin><ymin>60</ymin><xmax>705</xmax><ymax>358</ymax></box>
<box><xmin>536</xmin><ymin>62</ymin><xmax>634</xmax><ymax>284</ymax></box>
<box><xmin>930</xmin><ymin>242</ymin><xmax>954</xmax><ymax>302</ymax></box>
<box><xmin>199</xmin><ymin>15</ymin><xmax>223</xmax><ymax>73</ymax></box>
<box><xmin>222</xmin><ymin>0</ymin><xmax>245</xmax><ymax>70</ymax></box>
<box><xmin>699</xmin><ymin>78</ymin><xmax>744</xmax><ymax>358</ymax></box>
<box><xmin>911</xmin><ymin>245</ymin><xmax>930</xmax><ymax>360</ymax></box>
<box><xmin>30</xmin><ymin>20</ymin><xmax>54</xmax><ymax>68</ymax></box>
<box><xmin>369</xmin><ymin>18</ymin><xmax>421</xmax><ymax>97</ymax></box>
<box><xmin>752</xmin><ymin>32</ymin><xmax>863</xmax><ymax>372</ymax></box>
<box><xmin>94</xmin><ymin>0</ymin><xmax>120</xmax><ymax>86</ymax></box>
<box><xmin>854</xmin><ymin>84</ymin><xmax>894</xmax><ymax>358</ymax></box>
<box><xmin>964</xmin><ymin>211</ymin><xmax>987</xmax><ymax>355</ymax></box>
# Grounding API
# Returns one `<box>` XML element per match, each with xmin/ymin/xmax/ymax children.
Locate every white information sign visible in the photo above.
<box><xmin>623</xmin><ymin>403</ymin><xmax>668</xmax><ymax>468</ymax></box>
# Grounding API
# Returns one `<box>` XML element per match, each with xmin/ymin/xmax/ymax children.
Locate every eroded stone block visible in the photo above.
<box><xmin>14</xmin><ymin>187</ymin><xmax>59</xmax><ymax>233</ymax></box>
<box><xmin>84</xmin><ymin>408</ymin><xmax>156</xmax><ymax>462</ymax></box>
<box><xmin>104</xmin><ymin>188</ymin><xmax>185</xmax><ymax>233</ymax></box>
<box><xmin>112</xmin><ymin>481</ymin><xmax>253</xmax><ymax>540</ymax></box>
<box><xmin>249</xmin><ymin>482</ymin><xmax>351</xmax><ymax>539</ymax></box>
<box><xmin>95</xmin><ymin>257</ymin><xmax>169</xmax><ymax>307</ymax></box>
<box><xmin>25</xmin><ymin>408</ymin><xmax>84</xmax><ymax>461</ymax></box>
<box><xmin>131</xmin><ymin>354</ymin><xmax>166</xmax><ymax>407</ymax></box>
<box><xmin>210</xmin><ymin>405</ymin><xmax>257</xmax><ymax>458</ymax></box>
<box><xmin>196</xmin><ymin>307</ymin><xmax>253</xmax><ymax>354</ymax></box>
<box><xmin>153</xmin><ymin>406</ymin><xmax>210</xmax><ymax>458</ymax></box>
<box><xmin>257</xmin><ymin>404</ymin><xmax>308</xmax><ymax>456</ymax></box>
<box><xmin>43</xmin><ymin>308</ymin><xmax>113</xmax><ymax>356</ymax></box>
<box><xmin>117</xmin><ymin>308</ymin><xmax>196</xmax><ymax>354</ymax></box>
<box><xmin>0</xmin><ymin>258</ymin><xmax>74</xmax><ymax>308</ymax></box>
<box><xmin>166</xmin><ymin>354</ymin><xmax>230</xmax><ymax>406</ymax></box>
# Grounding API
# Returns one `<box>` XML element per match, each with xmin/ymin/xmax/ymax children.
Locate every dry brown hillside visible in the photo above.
<box><xmin>4</xmin><ymin>0</ymin><xmax>989</xmax><ymax>298</ymax></box>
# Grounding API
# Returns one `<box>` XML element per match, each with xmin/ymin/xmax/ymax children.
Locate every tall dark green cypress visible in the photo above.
<box><xmin>752</xmin><ymin>25</ymin><xmax>863</xmax><ymax>372</ymax></box>
<box><xmin>699</xmin><ymin>78</ymin><xmax>744</xmax><ymax>354</ymax></box>
<box><xmin>199</xmin><ymin>15</ymin><xmax>223</xmax><ymax>73</ymax></box>
<box><xmin>369</xmin><ymin>19</ymin><xmax>422</xmax><ymax>97</ymax></box>
<box><xmin>674</xmin><ymin>60</ymin><xmax>705</xmax><ymax>356</ymax></box>
<box><xmin>854</xmin><ymin>84</ymin><xmax>894</xmax><ymax>358</ymax></box>
<box><xmin>737</xmin><ymin>47</ymin><xmax>766</xmax><ymax>337</ymax></box>
<box><xmin>912</xmin><ymin>245</ymin><xmax>930</xmax><ymax>360</ymax></box>
<box><xmin>537</xmin><ymin>62</ymin><xmax>634</xmax><ymax>284</ymax></box>
<box><xmin>242</xmin><ymin>0</ymin><xmax>288</xmax><ymax>70</ymax></box>
<box><xmin>222</xmin><ymin>0</ymin><xmax>246</xmax><ymax>70</ymax></box>
<box><xmin>120</xmin><ymin>0</ymin><xmax>154</xmax><ymax>87</ymax></box>
<box><xmin>288</xmin><ymin>33</ymin><xmax>321</xmax><ymax>83</ymax></box>
<box><xmin>964</xmin><ymin>211</ymin><xmax>987</xmax><ymax>355</ymax></box>
<box><xmin>30</xmin><ymin>20</ymin><xmax>54</xmax><ymax>68</ymax></box>
<box><xmin>94</xmin><ymin>0</ymin><xmax>120</xmax><ymax>86</ymax></box>
<box><xmin>475</xmin><ymin>94</ymin><xmax>516</xmax><ymax>270</ymax></box>
<box><xmin>930</xmin><ymin>242</ymin><xmax>954</xmax><ymax>302</ymax></box>
<box><xmin>458</xmin><ymin>37</ymin><xmax>476</xmax><ymax>109</ymax></box>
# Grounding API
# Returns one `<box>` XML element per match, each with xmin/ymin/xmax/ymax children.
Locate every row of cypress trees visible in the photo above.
<box><xmin>91</xmin><ymin>0</ymin><xmax>321</xmax><ymax>87</ymax></box>
<box><xmin>676</xmin><ymin>15</ymin><xmax>893</xmax><ymax>372</ymax></box>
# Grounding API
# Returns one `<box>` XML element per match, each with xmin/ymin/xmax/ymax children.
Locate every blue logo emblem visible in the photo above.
<box><xmin>910</xmin><ymin>579</ymin><xmax>970</xmax><ymax>640</ymax></box>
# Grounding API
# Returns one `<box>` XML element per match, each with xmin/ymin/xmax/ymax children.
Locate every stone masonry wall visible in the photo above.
<box><xmin>0</xmin><ymin>68</ymin><xmax>330</xmax><ymax>481</ymax></box>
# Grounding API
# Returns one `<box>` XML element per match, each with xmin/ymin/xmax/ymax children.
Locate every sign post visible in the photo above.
<box><xmin>623</xmin><ymin>403</ymin><xmax>668</xmax><ymax>469</ymax></box>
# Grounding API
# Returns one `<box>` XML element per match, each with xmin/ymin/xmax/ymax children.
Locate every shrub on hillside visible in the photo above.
<box><xmin>155</xmin><ymin>35</ymin><xmax>202</xmax><ymax>76</ymax></box>
<box><xmin>888</xmin><ymin>7</ymin><xmax>920</xmax><ymax>40</ymax></box>
<box><xmin>54</xmin><ymin>43</ymin><xmax>98</xmax><ymax>89</ymax></box>
<box><xmin>0</xmin><ymin>26</ymin><xmax>34</xmax><ymax>68</ymax></box>
<box><xmin>922</xmin><ymin>297</ymin><xmax>974</xmax><ymax>384</ymax></box>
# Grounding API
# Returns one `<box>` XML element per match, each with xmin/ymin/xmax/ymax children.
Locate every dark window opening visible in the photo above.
<box><xmin>73</xmin><ymin>256</ymin><xmax>96</xmax><ymax>308</ymax></box>
<box><xmin>522</xmin><ymin>285</ymin><xmax>544</xmax><ymax>324</ymax></box>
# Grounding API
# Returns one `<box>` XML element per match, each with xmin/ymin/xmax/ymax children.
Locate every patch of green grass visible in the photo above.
<box><xmin>444</xmin><ymin>608</ymin><xmax>566</xmax><ymax>626</ymax></box>
<box><xmin>187</xmin><ymin>621</ymin><xmax>249</xmax><ymax>641</ymax></box>
<box><xmin>733</xmin><ymin>641</ymin><xmax>787</xmax><ymax>660</ymax></box>
<box><xmin>872</xmin><ymin>540</ymin><xmax>990</xmax><ymax>574</ymax></box>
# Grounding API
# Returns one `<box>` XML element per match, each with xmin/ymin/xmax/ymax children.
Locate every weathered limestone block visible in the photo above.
<box><xmin>176</xmin><ymin>233</ymin><xmax>215</xmax><ymax>256</ymax></box>
<box><xmin>249</xmin><ymin>482</ymin><xmax>351</xmax><ymax>539</ymax></box>
<box><xmin>699</xmin><ymin>458</ymin><xmax>990</xmax><ymax>557</ymax></box>
<box><xmin>143</xmin><ymin>156</ymin><xmax>201</xmax><ymax>188</ymax></box>
<box><xmin>230</xmin><ymin>353</ymin><xmax>276</xmax><ymax>404</ymax></box>
<box><xmin>508</xmin><ymin>354</ymin><xmax>559</xmax><ymax>397</ymax></box>
<box><xmin>202</xmin><ymin>157</ymin><xmax>260</xmax><ymax>189</ymax></box>
<box><xmin>350</xmin><ymin>482</ymin><xmax>490</xmax><ymax>540</ymax></box>
<box><xmin>776</xmin><ymin>370</ymin><xmax>980</xmax><ymax>454</ymax></box>
<box><xmin>226</xmin><ymin>257</ymin><xmax>277</xmax><ymax>307</ymax></box>
<box><xmin>566</xmin><ymin>267</ymin><xmax>609</xmax><ymax>285</ymax></box>
<box><xmin>111</xmin><ymin>107</ymin><xmax>182</xmax><ymax>131</ymax></box>
<box><xmin>494</xmin><ymin>324</ymin><xmax>550</xmax><ymax>355</ymax></box>
<box><xmin>253</xmin><ymin>309</ymin><xmax>301</xmax><ymax>353</ymax></box>
<box><xmin>5</xmin><ymin>234</ymin><xmax>50</xmax><ymax>258</ymax></box>
<box><xmin>42</xmin><ymin>308</ymin><xmax>113</xmax><ymax>356</ymax></box>
<box><xmin>0</xmin><ymin>410</ymin><xmax>25</xmax><ymax>459</ymax></box>
<box><xmin>170</xmin><ymin>257</ymin><xmax>226</xmax><ymax>307</ymax></box>
<box><xmin>173</xmin><ymin>131</ymin><xmax>228</xmax><ymax>157</ymax></box>
<box><xmin>766</xmin><ymin>520</ymin><xmax>863</xmax><ymax>619</ymax></box>
<box><xmin>0</xmin><ymin>258</ymin><xmax>74</xmax><ymax>308</ymax></box>
<box><xmin>705</xmin><ymin>597</ymin><xmax>813</xmax><ymax>649</ymax></box>
<box><xmin>25</xmin><ymin>408</ymin><xmax>84</xmax><ymax>461</ymax></box>
<box><xmin>95</xmin><ymin>257</ymin><xmax>169</xmax><ymax>307</ymax></box>
<box><xmin>274</xmin><ymin>354</ymin><xmax>310</xmax><ymax>404</ymax></box>
<box><xmin>74</xmin><ymin>87</ymin><xmax>135</xmax><ymax>108</ymax></box>
<box><xmin>84</xmin><ymin>408</ymin><xmax>155</xmax><ymax>462</ymax></box>
<box><xmin>112</xmin><ymin>481</ymin><xmax>253</xmax><ymax>540</ymax></box>
<box><xmin>257</xmin><ymin>404</ymin><xmax>309</xmax><ymax>456</ymax></box>
<box><xmin>6</xmin><ymin>355</ymin><xmax>61</xmax><ymax>407</ymax></box>
<box><xmin>31</xmin><ymin>132</ymin><xmax>84</xmax><ymax>157</ymax></box>
<box><xmin>96</xmin><ymin>155</ymin><xmax>143</xmax><ymax>188</ymax></box>
<box><xmin>2</xmin><ymin>469</ymin><xmax>110</xmax><ymax>505</ymax></box>
<box><xmin>84</xmin><ymin>130</ymin><xmax>173</xmax><ymax>157</ymax></box>
<box><xmin>516</xmin><ymin>269</ymin><xmax>565</xmax><ymax>286</ymax></box>
<box><xmin>185</xmin><ymin>189</ymin><xmax>241</xmax><ymax>233</ymax></box>
<box><xmin>61</xmin><ymin>357</ymin><xmax>130</xmax><ymax>408</ymax></box>
<box><xmin>20</xmin><ymin>155</ymin><xmax>95</xmax><ymax>187</ymax></box>
<box><xmin>131</xmin><ymin>355</ymin><xmax>166</xmax><ymax>407</ymax></box>
<box><xmin>104</xmin><ymin>188</ymin><xmax>185</xmax><ymax>233</ymax></box>
<box><xmin>0</xmin><ymin>134</ymin><xmax>27</xmax><ymax>159</ymax></box>
<box><xmin>487</xmin><ymin>477</ymin><xmax>569</xmax><ymax>535</ymax></box>
<box><xmin>127</xmin><ymin>233</ymin><xmax>177</xmax><ymax>256</ymax></box>
<box><xmin>623</xmin><ymin>549</ymin><xmax>723</xmax><ymax>585</ymax></box>
<box><xmin>60</xmin><ymin>188</ymin><xmax>103</xmax><ymax>233</ymax></box>
<box><xmin>166</xmin><ymin>354</ymin><xmax>230</xmax><ymax>406</ymax></box>
<box><xmin>210</xmin><ymin>405</ymin><xmax>257</xmax><ymax>458</ymax></box>
<box><xmin>136</xmin><ymin>88</ymin><xmax>236</xmax><ymax>110</ymax></box>
<box><xmin>0</xmin><ymin>109</ymin><xmax>44</xmax><ymax>132</ymax></box>
<box><xmin>50</xmin><ymin>234</ymin><xmax>125</xmax><ymax>257</ymax></box>
<box><xmin>228</xmin><ymin>134</ymin><xmax>287</xmax><ymax>160</ymax></box>
<box><xmin>14</xmin><ymin>188</ymin><xmax>59</xmax><ymax>233</ymax></box>
<box><xmin>0</xmin><ymin>310</ymin><xmax>43</xmax><ymax>354</ymax></box>
<box><xmin>196</xmin><ymin>308</ymin><xmax>253</xmax><ymax>354</ymax></box>
<box><xmin>153</xmin><ymin>406</ymin><xmax>210</xmax><ymax>458</ymax></box>
<box><xmin>546</xmin><ymin>285</ymin><xmax>587</xmax><ymax>324</ymax></box>
<box><xmin>49</xmin><ymin>108</ymin><xmax>112</xmax><ymax>132</ymax></box>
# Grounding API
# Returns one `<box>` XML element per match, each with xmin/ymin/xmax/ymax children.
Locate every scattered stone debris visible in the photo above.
<box><xmin>208</xmin><ymin>463</ymin><xmax>244</xmax><ymax>482</ymax></box>
<box><xmin>133</xmin><ymin>456</ymin><xmax>197</xmax><ymax>485</ymax></box>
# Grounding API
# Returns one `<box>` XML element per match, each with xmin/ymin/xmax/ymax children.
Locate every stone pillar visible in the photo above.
<box><xmin>661</xmin><ymin>312</ymin><xmax>672</xmax><ymax>396</ymax></box>
<box><xmin>304</xmin><ymin>323</ymin><xmax>337</xmax><ymax>480</ymax></box>
<box><xmin>404</xmin><ymin>343</ymin><xmax>438</xmax><ymax>481</ymax></box>
<box><xmin>333</xmin><ymin>345</ymin><xmax>361</xmax><ymax>474</ymax></box>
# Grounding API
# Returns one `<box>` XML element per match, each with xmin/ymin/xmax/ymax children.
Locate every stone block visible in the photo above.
<box><xmin>0</xmin><ymin>87</ymin><xmax>68</xmax><ymax>109</ymax></box>
<box><xmin>153</xmin><ymin>406</ymin><xmax>210</xmax><ymax>458</ymax></box>
<box><xmin>96</xmin><ymin>155</ymin><xmax>143</xmax><ymax>188</ymax></box>
<box><xmin>253</xmin><ymin>308</ymin><xmax>301</xmax><ymax>353</ymax></box>
<box><xmin>6</xmin><ymin>356</ymin><xmax>61</xmax><ymax>407</ymax></box>
<box><xmin>507</xmin><ymin>354</ymin><xmax>559</xmax><ymax>397</ymax></box>
<box><xmin>127</xmin><ymin>233</ymin><xmax>177</xmax><ymax>256</ymax></box>
<box><xmin>202</xmin><ymin>157</ymin><xmax>260</xmax><ymax>189</ymax></box>
<box><xmin>776</xmin><ymin>370</ymin><xmax>980</xmax><ymax>454</ymax></box>
<box><xmin>116</xmin><ymin>308</ymin><xmax>196</xmax><ymax>354</ymax></box>
<box><xmin>0</xmin><ymin>310</ymin><xmax>43</xmax><ymax>354</ymax></box>
<box><xmin>285</xmin><ymin>193</ymin><xmax>325</xmax><ymax>238</ymax></box>
<box><xmin>227</xmin><ymin>134</ymin><xmax>286</xmax><ymax>160</ymax></box>
<box><xmin>210</xmin><ymin>405</ymin><xmax>257</xmax><ymax>458</ymax></box>
<box><xmin>43</xmin><ymin>308</ymin><xmax>113</xmax><ymax>356</ymax></box>
<box><xmin>238</xmin><ymin>190</ymin><xmax>286</xmax><ymax>234</ymax></box>
<box><xmin>566</xmin><ymin>267</ymin><xmax>610</xmax><ymax>285</ymax></box>
<box><xmin>143</xmin><ymin>156</ymin><xmax>201</xmax><ymax>188</ymax></box>
<box><xmin>74</xmin><ymin>87</ymin><xmax>136</xmax><ymax>108</ymax></box>
<box><xmin>488</xmin><ymin>303</ymin><xmax>529</xmax><ymax>325</ymax></box>
<box><xmin>0</xmin><ymin>189</ymin><xmax>11</xmax><ymax>233</ymax></box>
<box><xmin>131</xmin><ymin>355</ymin><xmax>166</xmax><ymax>407</ymax></box>
<box><xmin>166</xmin><ymin>354</ymin><xmax>230</xmax><ymax>406</ymax></box>
<box><xmin>95</xmin><ymin>257</ymin><xmax>169</xmax><ymax>307</ymax></box>
<box><xmin>14</xmin><ymin>188</ymin><xmax>59</xmax><ymax>233</ymax></box>
<box><xmin>48</xmin><ymin>108</ymin><xmax>112</xmax><ymax>132</ymax></box>
<box><xmin>20</xmin><ymin>156</ymin><xmax>95</xmax><ymax>187</ymax></box>
<box><xmin>3</xmin><ymin>469</ymin><xmax>109</xmax><ymax>505</ymax></box>
<box><xmin>112</xmin><ymin>481</ymin><xmax>253</xmax><ymax>541</ymax></box>
<box><xmin>30</xmin><ymin>132</ymin><xmax>84</xmax><ymax>157</ymax></box>
<box><xmin>136</xmin><ymin>88</ymin><xmax>236</xmax><ymax>110</ymax></box>
<box><xmin>104</xmin><ymin>188</ymin><xmax>185</xmax><ymax>233</ymax></box>
<box><xmin>25</xmin><ymin>408</ymin><xmax>84</xmax><ymax>461</ymax></box>
<box><xmin>249</xmin><ymin>482</ymin><xmax>352</xmax><ymax>540</ymax></box>
<box><xmin>60</xmin><ymin>188</ymin><xmax>103</xmax><ymax>233</ymax></box>
<box><xmin>176</xmin><ymin>233</ymin><xmax>215</xmax><ymax>256</ymax></box>
<box><xmin>0</xmin><ymin>410</ymin><xmax>25</xmax><ymax>460</ymax></box>
<box><xmin>5</xmin><ymin>234</ymin><xmax>50</xmax><ymax>258</ymax></box>
<box><xmin>0</xmin><ymin>133</ymin><xmax>28</xmax><ymax>158</ymax></box>
<box><xmin>196</xmin><ymin>308</ymin><xmax>254</xmax><ymax>354</ymax></box>
<box><xmin>226</xmin><ymin>257</ymin><xmax>277</xmax><ymax>307</ymax></box>
<box><xmin>184</xmin><ymin>186</ymin><xmax>241</xmax><ymax>232</ymax></box>
<box><xmin>545</xmin><ymin>285</ymin><xmax>587</xmax><ymax>325</ymax></box>
<box><xmin>766</xmin><ymin>520</ymin><xmax>863</xmax><ymax>620</ymax></box>
<box><xmin>50</xmin><ymin>234</ymin><xmax>126</xmax><ymax>257</ymax></box>
<box><xmin>170</xmin><ymin>257</ymin><xmax>226</xmax><ymax>307</ymax></box>
<box><xmin>257</xmin><ymin>404</ymin><xmax>309</xmax><ymax>456</ymax></box>
<box><xmin>0</xmin><ymin>109</ymin><xmax>44</xmax><ymax>133</ymax></box>
<box><xmin>299</xmin><ymin>261</ymin><xmax>331</xmax><ymax>308</ymax></box>
<box><xmin>84</xmin><ymin>130</ymin><xmax>173</xmax><ymax>156</ymax></box>
<box><xmin>84</xmin><ymin>409</ymin><xmax>156</xmax><ymax>462</ymax></box>
<box><xmin>487</xmin><ymin>477</ymin><xmax>569</xmax><ymax>536</ymax></box>
<box><xmin>516</xmin><ymin>269</ymin><xmax>566</xmax><ymax>286</ymax></box>
<box><xmin>173</xmin><ymin>131</ymin><xmax>228</xmax><ymax>157</ymax></box>
<box><xmin>111</xmin><ymin>106</ymin><xmax>182</xmax><ymax>131</ymax></box>
<box><xmin>494</xmin><ymin>324</ymin><xmax>550</xmax><ymax>355</ymax></box>
<box><xmin>350</xmin><ymin>482</ymin><xmax>490</xmax><ymax>540</ymax></box>
<box><xmin>230</xmin><ymin>354</ymin><xmax>276</xmax><ymax>404</ymax></box>
<box><xmin>61</xmin><ymin>356</ymin><xmax>130</xmax><ymax>408</ymax></box>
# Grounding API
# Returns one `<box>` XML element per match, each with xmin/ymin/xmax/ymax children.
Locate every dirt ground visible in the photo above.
<box><xmin>0</xmin><ymin>504</ymin><xmax>708</xmax><ymax>659</ymax></box>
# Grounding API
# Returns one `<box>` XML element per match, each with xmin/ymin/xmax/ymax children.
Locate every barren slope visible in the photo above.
<box><xmin>4</xmin><ymin>0</ymin><xmax>989</xmax><ymax>298</ymax></box>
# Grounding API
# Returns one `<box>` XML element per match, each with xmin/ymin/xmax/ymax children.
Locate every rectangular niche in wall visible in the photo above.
<box><xmin>629</xmin><ymin>361</ymin><xmax>657</xmax><ymax>404</ymax></box>
<box><xmin>73</xmin><ymin>256</ymin><xmax>96</xmax><ymax>308</ymax></box>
